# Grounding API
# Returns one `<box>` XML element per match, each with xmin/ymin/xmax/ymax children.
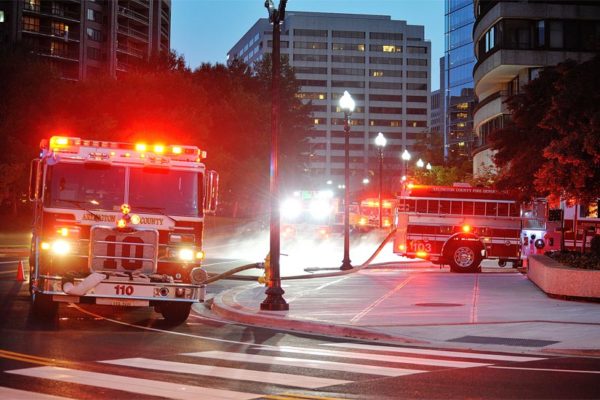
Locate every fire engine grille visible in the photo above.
<box><xmin>89</xmin><ymin>226</ymin><xmax>158</xmax><ymax>274</ymax></box>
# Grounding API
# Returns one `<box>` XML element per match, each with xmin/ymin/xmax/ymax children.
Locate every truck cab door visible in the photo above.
<box><xmin>203</xmin><ymin>170</ymin><xmax>219</xmax><ymax>215</ymax></box>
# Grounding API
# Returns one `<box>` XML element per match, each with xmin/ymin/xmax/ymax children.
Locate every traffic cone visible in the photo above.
<box><xmin>16</xmin><ymin>260</ymin><xmax>25</xmax><ymax>282</ymax></box>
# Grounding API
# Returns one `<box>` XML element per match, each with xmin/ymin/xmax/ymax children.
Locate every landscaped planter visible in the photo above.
<box><xmin>528</xmin><ymin>254</ymin><xmax>600</xmax><ymax>299</ymax></box>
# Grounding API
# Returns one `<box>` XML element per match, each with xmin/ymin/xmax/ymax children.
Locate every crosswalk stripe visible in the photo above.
<box><xmin>183</xmin><ymin>351</ymin><xmax>424</xmax><ymax>377</ymax></box>
<box><xmin>258</xmin><ymin>346</ymin><xmax>491</xmax><ymax>369</ymax></box>
<box><xmin>7</xmin><ymin>366</ymin><xmax>258</xmax><ymax>400</ymax></box>
<box><xmin>0</xmin><ymin>386</ymin><xmax>75</xmax><ymax>400</ymax></box>
<box><xmin>321</xmin><ymin>343</ymin><xmax>546</xmax><ymax>362</ymax></box>
<box><xmin>102</xmin><ymin>357</ymin><xmax>351</xmax><ymax>389</ymax></box>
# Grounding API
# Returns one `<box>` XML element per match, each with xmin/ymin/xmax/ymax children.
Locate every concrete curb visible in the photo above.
<box><xmin>528</xmin><ymin>255</ymin><xmax>600</xmax><ymax>299</ymax></box>
<box><xmin>210</xmin><ymin>284</ymin><xmax>426</xmax><ymax>345</ymax></box>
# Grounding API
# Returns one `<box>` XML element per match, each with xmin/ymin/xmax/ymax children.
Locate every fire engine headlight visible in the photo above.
<box><xmin>178</xmin><ymin>248</ymin><xmax>195</xmax><ymax>261</ymax></box>
<box><xmin>281</xmin><ymin>198</ymin><xmax>302</xmax><ymax>219</ymax></box>
<box><xmin>51</xmin><ymin>239</ymin><xmax>71</xmax><ymax>255</ymax></box>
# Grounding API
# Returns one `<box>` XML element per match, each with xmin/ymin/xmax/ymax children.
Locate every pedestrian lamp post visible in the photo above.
<box><xmin>416</xmin><ymin>158</ymin><xmax>424</xmax><ymax>169</ymax></box>
<box><xmin>426</xmin><ymin>162</ymin><xmax>432</xmax><ymax>171</ymax></box>
<box><xmin>340</xmin><ymin>90</ymin><xmax>355</xmax><ymax>271</ymax></box>
<box><xmin>401</xmin><ymin>149</ymin><xmax>411</xmax><ymax>180</ymax></box>
<box><xmin>261</xmin><ymin>0</ymin><xmax>288</xmax><ymax>311</ymax></box>
<box><xmin>374</xmin><ymin>132</ymin><xmax>387</xmax><ymax>229</ymax></box>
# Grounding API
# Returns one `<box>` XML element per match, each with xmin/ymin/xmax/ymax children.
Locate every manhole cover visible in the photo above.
<box><xmin>414</xmin><ymin>303</ymin><xmax>464</xmax><ymax>307</ymax></box>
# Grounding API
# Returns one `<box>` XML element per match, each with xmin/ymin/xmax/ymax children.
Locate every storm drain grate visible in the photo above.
<box><xmin>447</xmin><ymin>335</ymin><xmax>560</xmax><ymax>347</ymax></box>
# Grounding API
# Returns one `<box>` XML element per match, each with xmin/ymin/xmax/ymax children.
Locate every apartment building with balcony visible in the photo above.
<box><xmin>0</xmin><ymin>0</ymin><xmax>171</xmax><ymax>80</ymax></box>
<box><xmin>472</xmin><ymin>0</ymin><xmax>600</xmax><ymax>176</ymax></box>
<box><xmin>229</xmin><ymin>12</ymin><xmax>431</xmax><ymax>191</ymax></box>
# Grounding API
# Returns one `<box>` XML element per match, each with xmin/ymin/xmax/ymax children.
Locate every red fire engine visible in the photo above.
<box><xmin>393</xmin><ymin>184</ymin><xmax>523</xmax><ymax>272</ymax></box>
<box><xmin>355</xmin><ymin>197</ymin><xmax>395</xmax><ymax>231</ymax></box>
<box><xmin>28</xmin><ymin>136</ymin><xmax>218</xmax><ymax>323</ymax></box>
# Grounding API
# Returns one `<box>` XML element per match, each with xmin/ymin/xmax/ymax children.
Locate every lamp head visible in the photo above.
<box><xmin>339</xmin><ymin>90</ymin><xmax>355</xmax><ymax>113</ymax></box>
<box><xmin>416</xmin><ymin>158</ymin><xmax>424</xmax><ymax>168</ymax></box>
<box><xmin>401</xmin><ymin>149</ymin><xmax>411</xmax><ymax>161</ymax></box>
<box><xmin>375</xmin><ymin>132</ymin><xmax>387</xmax><ymax>148</ymax></box>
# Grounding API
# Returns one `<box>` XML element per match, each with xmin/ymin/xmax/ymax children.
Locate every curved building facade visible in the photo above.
<box><xmin>472</xmin><ymin>0</ymin><xmax>600</xmax><ymax>176</ymax></box>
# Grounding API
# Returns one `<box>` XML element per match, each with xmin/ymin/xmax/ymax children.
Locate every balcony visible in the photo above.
<box><xmin>35</xmin><ymin>46</ymin><xmax>79</xmax><ymax>62</ymax></box>
<box><xmin>117</xmin><ymin>26</ymin><xmax>148</xmax><ymax>43</ymax></box>
<box><xmin>117</xmin><ymin>44</ymin><xmax>145</xmax><ymax>58</ymax></box>
<box><xmin>22</xmin><ymin>26</ymin><xmax>80</xmax><ymax>43</ymax></box>
<box><xmin>118</xmin><ymin>6</ymin><xmax>149</xmax><ymax>25</ymax></box>
<box><xmin>22</xmin><ymin>4</ymin><xmax>81</xmax><ymax>23</ymax></box>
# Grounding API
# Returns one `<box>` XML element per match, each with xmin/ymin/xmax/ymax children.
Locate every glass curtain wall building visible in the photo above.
<box><xmin>229</xmin><ymin>12</ymin><xmax>431</xmax><ymax>193</ymax></box>
<box><xmin>444</xmin><ymin>0</ymin><xmax>476</xmax><ymax>163</ymax></box>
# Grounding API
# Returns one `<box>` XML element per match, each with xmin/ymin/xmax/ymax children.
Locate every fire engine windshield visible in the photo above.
<box><xmin>45</xmin><ymin>163</ymin><xmax>125</xmax><ymax>210</ymax></box>
<box><xmin>129</xmin><ymin>168</ymin><xmax>200</xmax><ymax>217</ymax></box>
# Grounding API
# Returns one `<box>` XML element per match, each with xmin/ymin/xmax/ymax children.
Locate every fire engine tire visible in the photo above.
<box><xmin>31</xmin><ymin>292</ymin><xmax>58</xmax><ymax>319</ymax></box>
<box><xmin>160</xmin><ymin>302</ymin><xmax>192</xmax><ymax>324</ymax></box>
<box><xmin>447</xmin><ymin>243</ymin><xmax>482</xmax><ymax>273</ymax></box>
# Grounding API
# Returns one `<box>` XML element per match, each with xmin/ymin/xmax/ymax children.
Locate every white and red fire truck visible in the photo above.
<box><xmin>280</xmin><ymin>190</ymin><xmax>338</xmax><ymax>239</ymax></box>
<box><xmin>393</xmin><ymin>184</ymin><xmax>523</xmax><ymax>272</ymax></box>
<box><xmin>355</xmin><ymin>197</ymin><xmax>396</xmax><ymax>231</ymax></box>
<box><xmin>28</xmin><ymin>136</ymin><xmax>218</xmax><ymax>322</ymax></box>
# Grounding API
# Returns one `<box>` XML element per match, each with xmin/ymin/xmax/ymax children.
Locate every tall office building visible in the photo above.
<box><xmin>229</xmin><ymin>12</ymin><xmax>431</xmax><ymax>191</ymax></box>
<box><xmin>472</xmin><ymin>0</ymin><xmax>600</xmax><ymax>176</ymax></box>
<box><xmin>0</xmin><ymin>0</ymin><xmax>171</xmax><ymax>80</ymax></box>
<box><xmin>444</xmin><ymin>0</ymin><xmax>476</xmax><ymax>163</ymax></box>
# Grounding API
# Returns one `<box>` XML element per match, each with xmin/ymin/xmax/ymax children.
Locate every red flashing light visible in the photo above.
<box><xmin>462</xmin><ymin>224</ymin><xmax>471</xmax><ymax>233</ymax></box>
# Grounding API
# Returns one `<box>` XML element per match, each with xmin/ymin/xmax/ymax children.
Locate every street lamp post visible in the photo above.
<box><xmin>261</xmin><ymin>0</ymin><xmax>288</xmax><ymax>311</ymax></box>
<box><xmin>340</xmin><ymin>90</ymin><xmax>355</xmax><ymax>271</ymax></box>
<box><xmin>401</xmin><ymin>149</ymin><xmax>411</xmax><ymax>180</ymax></box>
<box><xmin>374</xmin><ymin>132</ymin><xmax>386</xmax><ymax>229</ymax></box>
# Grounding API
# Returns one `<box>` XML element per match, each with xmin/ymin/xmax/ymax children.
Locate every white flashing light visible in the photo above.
<box><xmin>179</xmin><ymin>248</ymin><xmax>195</xmax><ymax>261</ymax></box>
<box><xmin>281</xmin><ymin>198</ymin><xmax>302</xmax><ymax>220</ymax></box>
<box><xmin>51</xmin><ymin>240</ymin><xmax>71</xmax><ymax>255</ymax></box>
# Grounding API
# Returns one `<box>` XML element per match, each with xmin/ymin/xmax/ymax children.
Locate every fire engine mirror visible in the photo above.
<box><xmin>29</xmin><ymin>159</ymin><xmax>41</xmax><ymax>201</ymax></box>
<box><xmin>203</xmin><ymin>170</ymin><xmax>219</xmax><ymax>215</ymax></box>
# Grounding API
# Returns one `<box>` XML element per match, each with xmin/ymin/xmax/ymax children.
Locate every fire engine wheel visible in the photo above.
<box><xmin>31</xmin><ymin>292</ymin><xmax>58</xmax><ymax>319</ymax></box>
<box><xmin>160</xmin><ymin>302</ymin><xmax>192</xmax><ymax>324</ymax></box>
<box><xmin>448</xmin><ymin>244</ymin><xmax>482</xmax><ymax>273</ymax></box>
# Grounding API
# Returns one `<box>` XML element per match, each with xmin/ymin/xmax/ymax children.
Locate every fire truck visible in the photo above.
<box><xmin>280</xmin><ymin>190</ymin><xmax>338</xmax><ymax>239</ymax></box>
<box><xmin>355</xmin><ymin>197</ymin><xmax>396</xmax><ymax>231</ymax></box>
<box><xmin>393</xmin><ymin>184</ymin><xmax>523</xmax><ymax>272</ymax></box>
<box><xmin>28</xmin><ymin>136</ymin><xmax>218</xmax><ymax>323</ymax></box>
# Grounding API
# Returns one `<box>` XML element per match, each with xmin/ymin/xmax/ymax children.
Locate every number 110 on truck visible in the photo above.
<box><xmin>28</xmin><ymin>136</ymin><xmax>218</xmax><ymax>323</ymax></box>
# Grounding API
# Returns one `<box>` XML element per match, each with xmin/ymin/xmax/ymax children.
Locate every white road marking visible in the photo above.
<box><xmin>184</xmin><ymin>351</ymin><xmax>424</xmax><ymax>377</ymax></box>
<box><xmin>0</xmin><ymin>386</ymin><xmax>74</xmax><ymax>400</ymax></box>
<box><xmin>490</xmin><ymin>366</ymin><xmax>600</xmax><ymax>374</ymax></box>
<box><xmin>102</xmin><ymin>357</ymin><xmax>350</xmax><ymax>389</ymax></box>
<box><xmin>260</xmin><ymin>346</ymin><xmax>490</xmax><ymax>369</ymax></box>
<box><xmin>321</xmin><ymin>343</ymin><xmax>546</xmax><ymax>362</ymax></box>
<box><xmin>7</xmin><ymin>366</ymin><xmax>258</xmax><ymax>400</ymax></box>
<box><xmin>350</xmin><ymin>276</ymin><xmax>413</xmax><ymax>323</ymax></box>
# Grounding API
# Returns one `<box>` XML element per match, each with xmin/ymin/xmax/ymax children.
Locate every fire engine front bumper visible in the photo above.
<box><xmin>34</xmin><ymin>274</ymin><xmax>206</xmax><ymax>307</ymax></box>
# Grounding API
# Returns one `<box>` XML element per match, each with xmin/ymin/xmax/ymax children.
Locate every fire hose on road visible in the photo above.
<box><xmin>198</xmin><ymin>228</ymin><xmax>397</xmax><ymax>285</ymax></box>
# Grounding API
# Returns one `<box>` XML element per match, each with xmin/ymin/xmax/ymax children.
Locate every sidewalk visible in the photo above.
<box><xmin>207</xmin><ymin>264</ymin><xmax>600</xmax><ymax>357</ymax></box>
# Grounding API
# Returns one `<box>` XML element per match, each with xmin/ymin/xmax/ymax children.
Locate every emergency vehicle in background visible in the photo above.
<box><xmin>355</xmin><ymin>197</ymin><xmax>395</xmax><ymax>231</ymax></box>
<box><xmin>393</xmin><ymin>184</ymin><xmax>523</xmax><ymax>272</ymax></box>
<box><xmin>28</xmin><ymin>136</ymin><xmax>218</xmax><ymax>323</ymax></box>
<box><xmin>560</xmin><ymin>199</ymin><xmax>600</xmax><ymax>252</ymax></box>
<box><xmin>280</xmin><ymin>190</ymin><xmax>338</xmax><ymax>239</ymax></box>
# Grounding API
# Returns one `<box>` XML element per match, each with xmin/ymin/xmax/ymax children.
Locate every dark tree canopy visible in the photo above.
<box><xmin>489</xmin><ymin>56</ymin><xmax>600</xmax><ymax>204</ymax></box>
<box><xmin>0</xmin><ymin>46</ymin><xmax>312</xmax><ymax>219</ymax></box>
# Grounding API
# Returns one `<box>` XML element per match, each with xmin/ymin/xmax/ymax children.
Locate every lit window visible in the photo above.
<box><xmin>357</xmin><ymin>44</ymin><xmax>365</xmax><ymax>51</ymax></box>
<box><xmin>383</xmin><ymin>45</ymin><xmax>397</xmax><ymax>52</ymax></box>
<box><xmin>372</xmin><ymin>71</ymin><xmax>383</xmax><ymax>77</ymax></box>
<box><xmin>318</xmin><ymin>94</ymin><xmax>326</xmax><ymax>100</ymax></box>
<box><xmin>0</xmin><ymin>11</ymin><xmax>4</xmax><ymax>23</ymax></box>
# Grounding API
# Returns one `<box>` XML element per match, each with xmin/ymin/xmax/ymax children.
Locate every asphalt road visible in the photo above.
<box><xmin>2</xmin><ymin>258</ymin><xmax>600</xmax><ymax>400</ymax></box>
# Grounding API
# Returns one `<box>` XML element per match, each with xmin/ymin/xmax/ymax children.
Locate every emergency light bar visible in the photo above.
<box><xmin>41</xmin><ymin>136</ymin><xmax>206</xmax><ymax>163</ymax></box>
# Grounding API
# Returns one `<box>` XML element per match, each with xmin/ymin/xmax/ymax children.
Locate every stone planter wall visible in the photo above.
<box><xmin>528</xmin><ymin>255</ymin><xmax>600</xmax><ymax>299</ymax></box>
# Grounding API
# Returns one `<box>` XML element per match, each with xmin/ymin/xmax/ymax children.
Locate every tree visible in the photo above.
<box><xmin>489</xmin><ymin>56</ymin><xmax>600</xmax><ymax>203</ymax></box>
